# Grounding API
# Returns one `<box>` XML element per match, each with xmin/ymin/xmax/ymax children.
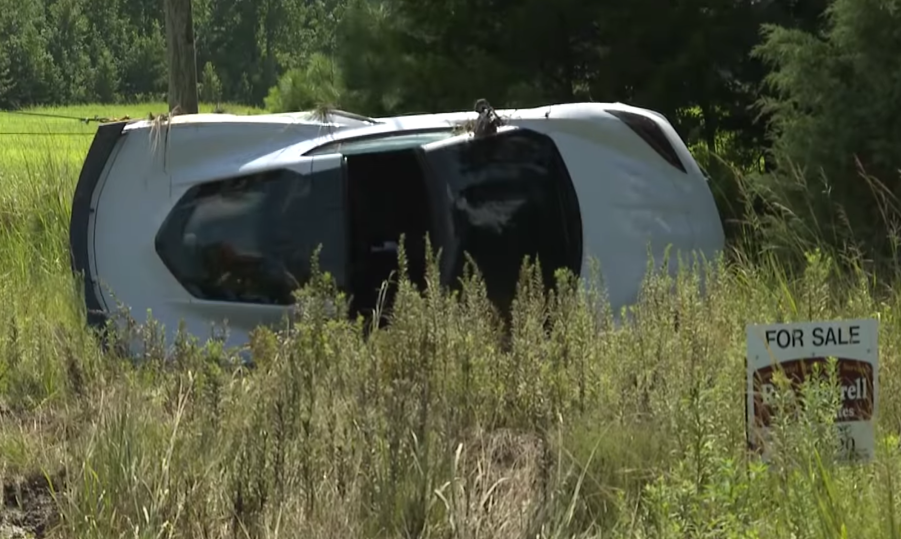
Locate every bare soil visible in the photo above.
<box><xmin>1</xmin><ymin>471</ymin><xmax>63</xmax><ymax>539</ymax></box>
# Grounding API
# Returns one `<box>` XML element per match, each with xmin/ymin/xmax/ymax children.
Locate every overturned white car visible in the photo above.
<box><xmin>68</xmin><ymin>101</ymin><xmax>724</xmax><ymax>352</ymax></box>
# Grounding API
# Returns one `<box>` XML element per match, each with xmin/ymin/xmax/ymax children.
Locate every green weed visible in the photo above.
<box><xmin>1</xmin><ymin>104</ymin><xmax>900</xmax><ymax>539</ymax></box>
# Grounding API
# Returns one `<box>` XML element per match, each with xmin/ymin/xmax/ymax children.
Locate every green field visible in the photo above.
<box><xmin>1</xmin><ymin>104</ymin><xmax>901</xmax><ymax>539</ymax></box>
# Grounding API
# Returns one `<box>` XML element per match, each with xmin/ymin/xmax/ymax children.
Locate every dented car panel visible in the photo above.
<box><xmin>69</xmin><ymin>102</ymin><xmax>725</xmax><ymax>353</ymax></box>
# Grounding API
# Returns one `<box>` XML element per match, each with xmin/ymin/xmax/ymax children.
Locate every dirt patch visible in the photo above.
<box><xmin>1</xmin><ymin>471</ymin><xmax>64</xmax><ymax>538</ymax></box>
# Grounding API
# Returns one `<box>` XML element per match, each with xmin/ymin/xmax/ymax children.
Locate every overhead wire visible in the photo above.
<box><xmin>0</xmin><ymin>132</ymin><xmax>96</xmax><ymax>136</ymax></box>
<box><xmin>1</xmin><ymin>108</ymin><xmax>132</xmax><ymax>123</ymax></box>
<box><xmin>0</xmin><ymin>108</ymin><xmax>132</xmax><ymax>136</ymax></box>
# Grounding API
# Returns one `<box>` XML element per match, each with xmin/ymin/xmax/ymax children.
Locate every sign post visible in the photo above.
<box><xmin>746</xmin><ymin>318</ymin><xmax>879</xmax><ymax>462</ymax></box>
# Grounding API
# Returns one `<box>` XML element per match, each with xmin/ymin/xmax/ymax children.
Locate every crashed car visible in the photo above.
<box><xmin>68</xmin><ymin>101</ymin><xmax>725</xmax><ymax>352</ymax></box>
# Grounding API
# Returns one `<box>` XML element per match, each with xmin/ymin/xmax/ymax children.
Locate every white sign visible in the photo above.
<box><xmin>746</xmin><ymin>318</ymin><xmax>879</xmax><ymax>462</ymax></box>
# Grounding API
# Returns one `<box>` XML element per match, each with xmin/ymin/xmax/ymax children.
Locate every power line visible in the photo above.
<box><xmin>2</xmin><ymin>110</ymin><xmax>91</xmax><ymax>121</ymax></box>
<box><xmin>0</xmin><ymin>109</ymin><xmax>133</xmax><ymax>136</ymax></box>
<box><xmin>0</xmin><ymin>132</ymin><xmax>95</xmax><ymax>136</ymax></box>
<box><xmin>0</xmin><ymin>109</ymin><xmax>131</xmax><ymax>124</ymax></box>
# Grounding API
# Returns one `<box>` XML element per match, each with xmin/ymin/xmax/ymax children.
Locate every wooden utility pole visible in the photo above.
<box><xmin>164</xmin><ymin>0</ymin><xmax>199</xmax><ymax>114</ymax></box>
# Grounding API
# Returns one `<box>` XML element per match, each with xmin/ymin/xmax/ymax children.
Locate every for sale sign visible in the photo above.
<box><xmin>746</xmin><ymin>319</ymin><xmax>879</xmax><ymax>462</ymax></box>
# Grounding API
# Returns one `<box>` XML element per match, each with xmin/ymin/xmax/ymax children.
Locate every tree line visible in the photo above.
<box><xmin>3</xmin><ymin>0</ymin><xmax>901</xmax><ymax>270</ymax></box>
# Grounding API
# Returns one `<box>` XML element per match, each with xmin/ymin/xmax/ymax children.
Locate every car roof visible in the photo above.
<box><xmin>114</xmin><ymin>101</ymin><xmax>701</xmax><ymax>189</ymax></box>
<box><xmin>120</xmin><ymin>102</ymin><xmax>663</xmax><ymax>137</ymax></box>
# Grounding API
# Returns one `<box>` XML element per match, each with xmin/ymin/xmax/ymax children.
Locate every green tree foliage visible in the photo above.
<box><xmin>0</xmin><ymin>0</ymin><xmax>817</xmax><ymax>148</ymax></box>
<box><xmin>264</xmin><ymin>53</ymin><xmax>346</xmax><ymax>113</ymax></box>
<box><xmin>199</xmin><ymin>61</ymin><xmax>223</xmax><ymax>104</ymax></box>
<box><xmin>752</xmin><ymin>0</ymin><xmax>901</xmax><ymax>258</ymax></box>
<box><xmin>0</xmin><ymin>0</ymin><xmax>55</xmax><ymax>108</ymax></box>
<box><xmin>0</xmin><ymin>0</ymin><xmax>331</xmax><ymax>108</ymax></box>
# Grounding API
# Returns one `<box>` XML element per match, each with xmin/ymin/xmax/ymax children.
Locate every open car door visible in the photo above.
<box><xmin>414</xmin><ymin>126</ymin><xmax>583</xmax><ymax>316</ymax></box>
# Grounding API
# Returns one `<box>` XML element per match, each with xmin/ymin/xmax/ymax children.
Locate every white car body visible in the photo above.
<box><xmin>69</xmin><ymin>102</ymin><xmax>724</xmax><ymax>353</ymax></box>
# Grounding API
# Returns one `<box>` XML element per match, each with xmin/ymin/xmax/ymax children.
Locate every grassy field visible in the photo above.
<box><xmin>1</xmin><ymin>104</ymin><xmax>901</xmax><ymax>539</ymax></box>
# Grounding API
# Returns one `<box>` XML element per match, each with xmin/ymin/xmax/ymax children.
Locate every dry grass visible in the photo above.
<box><xmin>2</xmin><ymin>105</ymin><xmax>901</xmax><ymax>539</ymax></box>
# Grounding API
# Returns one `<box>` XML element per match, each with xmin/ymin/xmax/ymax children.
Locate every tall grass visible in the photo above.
<box><xmin>2</xmin><ymin>106</ymin><xmax>901</xmax><ymax>538</ymax></box>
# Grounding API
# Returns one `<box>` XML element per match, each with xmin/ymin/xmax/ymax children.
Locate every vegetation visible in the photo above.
<box><xmin>0</xmin><ymin>107</ymin><xmax>898</xmax><ymax>539</ymax></box>
<box><xmin>3</xmin><ymin>0</ymin><xmax>901</xmax><ymax>536</ymax></box>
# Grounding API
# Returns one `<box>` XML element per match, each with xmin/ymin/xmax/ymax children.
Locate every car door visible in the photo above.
<box><xmin>153</xmin><ymin>153</ymin><xmax>349</xmax><ymax>344</ymax></box>
<box><xmin>413</xmin><ymin>127</ymin><xmax>584</xmax><ymax>315</ymax></box>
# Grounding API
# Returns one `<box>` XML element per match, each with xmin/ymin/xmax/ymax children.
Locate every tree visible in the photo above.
<box><xmin>753</xmin><ymin>0</ymin><xmax>901</xmax><ymax>255</ymax></box>
<box><xmin>0</xmin><ymin>0</ymin><xmax>56</xmax><ymax>107</ymax></box>
<box><xmin>164</xmin><ymin>0</ymin><xmax>199</xmax><ymax>113</ymax></box>
<box><xmin>264</xmin><ymin>53</ymin><xmax>345</xmax><ymax>112</ymax></box>
<box><xmin>0</xmin><ymin>47</ymin><xmax>13</xmax><ymax>108</ymax></box>
<box><xmin>46</xmin><ymin>0</ymin><xmax>92</xmax><ymax>102</ymax></box>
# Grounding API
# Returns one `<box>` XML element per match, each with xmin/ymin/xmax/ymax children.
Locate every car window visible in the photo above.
<box><xmin>305</xmin><ymin>131</ymin><xmax>457</xmax><ymax>156</ymax></box>
<box><xmin>419</xmin><ymin>129</ymin><xmax>583</xmax><ymax>313</ymax></box>
<box><xmin>155</xmin><ymin>167</ymin><xmax>347</xmax><ymax>305</ymax></box>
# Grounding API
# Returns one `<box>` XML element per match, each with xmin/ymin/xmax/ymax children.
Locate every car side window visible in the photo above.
<box><xmin>155</xmin><ymin>167</ymin><xmax>347</xmax><ymax>305</ymax></box>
